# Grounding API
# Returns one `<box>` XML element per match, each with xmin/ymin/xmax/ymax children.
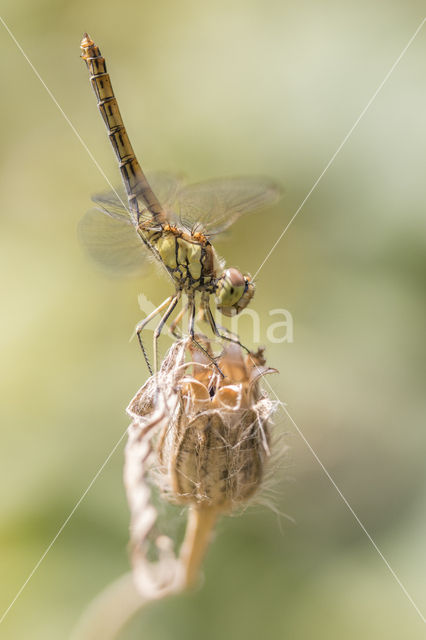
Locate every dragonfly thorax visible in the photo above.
<box><xmin>215</xmin><ymin>268</ymin><xmax>255</xmax><ymax>317</ymax></box>
<box><xmin>142</xmin><ymin>224</ymin><xmax>218</xmax><ymax>293</ymax></box>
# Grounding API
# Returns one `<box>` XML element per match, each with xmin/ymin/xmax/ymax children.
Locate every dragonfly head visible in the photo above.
<box><xmin>215</xmin><ymin>268</ymin><xmax>255</xmax><ymax>317</ymax></box>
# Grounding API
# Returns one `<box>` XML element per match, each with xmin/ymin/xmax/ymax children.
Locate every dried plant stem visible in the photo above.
<box><xmin>180</xmin><ymin>505</ymin><xmax>219</xmax><ymax>588</ymax></box>
<box><xmin>70</xmin><ymin>572</ymin><xmax>149</xmax><ymax>640</ymax></box>
<box><xmin>72</xmin><ymin>509</ymin><xmax>218</xmax><ymax>639</ymax></box>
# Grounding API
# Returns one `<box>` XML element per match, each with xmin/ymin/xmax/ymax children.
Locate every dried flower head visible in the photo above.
<box><xmin>124</xmin><ymin>336</ymin><xmax>278</xmax><ymax>593</ymax></box>
<box><xmin>128</xmin><ymin>336</ymin><xmax>277</xmax><ymax>511</ymax></box>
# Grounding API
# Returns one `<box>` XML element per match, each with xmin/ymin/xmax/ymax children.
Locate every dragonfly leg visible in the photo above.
<box><xmin>209</xmin><ymin>318</ymin><xmax>239</xmax><ymax>340</ymax></box>
<box><xmin>199</xmin><ymin>298</ymin><xmax>240</xmax><ymax>341</ymax></box>
<box><xmin>135</xmin><ymin>296</ymin><xmax>173</xmax><ymax>375</ymax></box>
<box><xmin>188</xmin><ymin>297</ymin><xmax>224</xmax><ymax>377</ymax></box>
<box><xmin>168</xmin><ymin>301</ymin><xmax>188</xmax><ymax>339</ymax></box>
<box><xmin>153</xmin><ymin>292</ymin><xmax>181</xmax><ymax>373</ymax></box>
<box><xmin>203</xmin><ymin>301</ymin><xmax>251</xmax><ymax>354</ymax></box>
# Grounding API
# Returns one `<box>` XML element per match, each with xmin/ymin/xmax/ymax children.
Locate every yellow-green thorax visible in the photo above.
<box><xmin>138</xmin><ymin>224</ymin><xmax>221</xmax><ymax>292</ymax></box>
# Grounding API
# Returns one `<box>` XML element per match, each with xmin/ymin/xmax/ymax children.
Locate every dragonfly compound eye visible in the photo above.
<box><xmin>215</xmin><ymin>268</ymin><xmax>255</xmax><ymax>316</ymax></box>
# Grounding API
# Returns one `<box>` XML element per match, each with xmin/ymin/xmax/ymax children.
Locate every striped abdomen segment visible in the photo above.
<box><xmin>80</xmin><ymin>34</ymin><xmax>165</xmax><ymax>224</ymax></box>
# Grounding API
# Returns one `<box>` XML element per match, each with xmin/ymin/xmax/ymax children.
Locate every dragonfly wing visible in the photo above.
<box><xmin>172</xmin><ymin>176</ymin><xmax>281</xmax><ymax>236</ymax></box>
<box><xmin>91</xmin><ymin>186</ymin><xmax>134</xmax><ymax>222</ymax></box>
<box><xmin>149</xmin><ymin>171</ymin><xmax>185</xmax><ymax>207</ymax></box>
<box><xmin>91</xmin><ymin>171</ymin><xmax>185</xmax><ymax>225</ymax></box>
<box><xmin>78</xmin><ymin>208</ymin><xmax>148</xmax><ymax>276</ymax></box>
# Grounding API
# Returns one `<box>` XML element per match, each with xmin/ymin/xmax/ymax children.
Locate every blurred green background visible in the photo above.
<box><xmin>1</xmin><ymin>1</ymin><xmax>425</xmax><ymax>638</ymax></box>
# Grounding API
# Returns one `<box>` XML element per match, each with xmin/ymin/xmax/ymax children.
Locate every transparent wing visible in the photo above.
<box><xmin>78</xmin><ymin>208</ymin><xmax>148</xmax><ymax>276</ymax></box>
<box><xmin>91</xmin><ymin>186</ymin><xmax>131</xmax><ymax>223</ymax></box>
<box><xmin>150</xmin><ymin>171</ymin><xmax>185</xmax><ymax>208</ymax></box>
<box><xmin>79</xmin><ymin>173</ymin><xmax>280</xmax><ymax>274</ymax></box>
<box><xmin>80</xmin><ymin>172</ymin><xmax>184</xmax><ymax>276</ymax></box>
<box><xmin>92</xmin><ymin>171</ymin><xmax>184</xmax><ymax>225</ymax></box>
<box><xmin>172</xmin><ymin>176</ymin><xmax>281</xmax><ymax>236</ymax></box>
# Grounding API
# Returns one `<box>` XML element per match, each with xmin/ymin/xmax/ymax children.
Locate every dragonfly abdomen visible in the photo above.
<box><xmin>80</xmin><ymin>34</ymin><xmax>165</xmax><ymax>224</ymax></box>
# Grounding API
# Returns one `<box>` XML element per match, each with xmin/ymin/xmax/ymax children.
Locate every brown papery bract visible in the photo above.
<box><xmin>125</xmin><ymin>336</ymin><xmax>278</xmax><ymax>594</ymax></box>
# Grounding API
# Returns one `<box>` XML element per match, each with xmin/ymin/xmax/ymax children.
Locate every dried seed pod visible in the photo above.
<box><xmin>127</xmin><ymin>337</ymin><xmax>278</xmax><ymax>514</ymax></box>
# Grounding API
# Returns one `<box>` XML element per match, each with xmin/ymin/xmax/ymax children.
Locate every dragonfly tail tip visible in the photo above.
<box><xmin>80</xmin><ymin>32</ymin><xmax>94</xmax><ymax>48</ymax></box>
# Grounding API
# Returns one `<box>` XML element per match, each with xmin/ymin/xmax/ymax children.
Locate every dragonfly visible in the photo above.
<box><xmin>80</xmin><ymin>34</ymin><xmax>280</xmax><ymax>375</ymax></box>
